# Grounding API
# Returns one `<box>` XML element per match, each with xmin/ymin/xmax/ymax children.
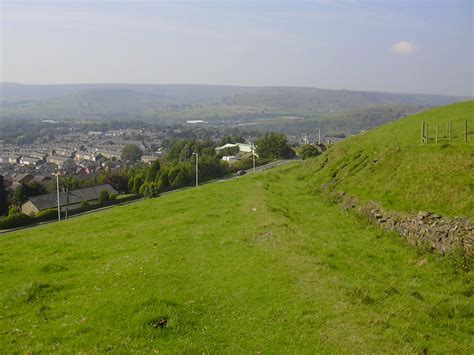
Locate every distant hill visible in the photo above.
<box><xmin>0</xmin><ymin>83</ymin><xmax>463</xmax><ymax>128</ymax></box>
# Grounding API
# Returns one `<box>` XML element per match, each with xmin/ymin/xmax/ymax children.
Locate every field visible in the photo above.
<box><xmin>1</xmin><ymin>101</ymin><xmax>473</xmax><ymax>353</ymax></box>
<box><xmin>1</xmin><ymin>162</ymin><xmax>472</xmax><ymax>353</ymax></box>
<box><xmin>306</xmin><ymin>100</ymin><xmax>474</xmax><ymax>218</ymax></box>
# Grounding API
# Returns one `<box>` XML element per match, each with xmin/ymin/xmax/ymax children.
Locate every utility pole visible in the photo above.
<box><xmin>252</xmin><ymin>144</ymin><xmax>256</xmax><ymax>172</ymax></box>
<box><xmin>55</xmin><ymin>172</ymin><xmax>61</xmax><ymax>221</ymax></box>
<box><xmin>192</xmin><ymin>152</ymin><xmax>199</xmax><ymax>187</ymax></box>
<box><xmin>65</xmin><ymin>184</ymin><xmax>69</xmax><ymax>220</ymax></box>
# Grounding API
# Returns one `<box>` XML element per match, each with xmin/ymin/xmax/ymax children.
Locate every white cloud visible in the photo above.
<box><xmin>390</xmin><ymin>41</ymin><xmax>417</xmax><ymax>54</ymax></box>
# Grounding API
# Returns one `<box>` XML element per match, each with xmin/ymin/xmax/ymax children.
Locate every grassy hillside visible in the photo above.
<box><xmin>307</xmin><ymin>100</ymin><xmax>474</xmax><ymax>218</ymax></box>
<box><xmin>1</xmin><ymin>101</ymin><xmax>472</xmax><ymax>352</ymax></box>
<box><xmin>1</xmin><ymin>163</ymin><xmax>472</xmax><ymax>353</ymax></box>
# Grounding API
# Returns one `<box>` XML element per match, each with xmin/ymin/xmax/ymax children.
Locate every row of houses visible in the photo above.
<box><xmin>21</xmin><ymin>184</ymin><xmax>119</xmax><ymax>215</ymax></box>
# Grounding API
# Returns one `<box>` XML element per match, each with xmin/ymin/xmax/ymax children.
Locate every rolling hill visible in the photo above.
<box><xmin>0</xmin><ymin>84</ymin><xmax>467</xmax><ymax>134</ymax></box>
<box><xmin>0</xmin><ymin>102</ymin><xmax>473</xmax><ymax>352</ymax></box>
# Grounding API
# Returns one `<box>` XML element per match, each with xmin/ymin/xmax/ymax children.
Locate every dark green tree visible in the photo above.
<box><xmin>121</xmin><ymin>144</ymin><xmax>143</xmax><ymax>163</ymax></box>
<box><xmin>146</xmin><ymin>160</ymin><xmax>161</xmax><ymax>182</ymax></box>
<box><xmin>0</xmin><ymin>176</ymin><xmax>9</xmax><ymax>216</ymax></box>
<box><xmin>299</xmin><ymin>144</ymin><xmax>321</xmax><ymax>160</ymax></box>
<box><xmin>98</xmin><ymin>190</ymin><xmax>110</xmax><ymax>204</ymax></box>
<box><xmin>255</xmin><ymin>133</ymin><xmax>295</xmax><ymax>160</ymax></box>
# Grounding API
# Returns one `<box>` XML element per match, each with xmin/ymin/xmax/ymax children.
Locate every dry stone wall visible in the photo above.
<box><xmin>337</xmin><ymin>193</ymin><xmax>474</xmax><ymax>255</ymax></box>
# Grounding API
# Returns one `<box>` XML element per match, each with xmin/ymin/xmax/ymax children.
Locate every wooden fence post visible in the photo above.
<box><xmin>449</xmin><ymin>121</ymin><xmax>452</xmax><ymax>142</ymax></box>
<box><xmin>421</xmin><ymin>120</ymin><xmax>425</xmax><ymax>143</ymax></box>
<box><xmin>465</xmin><ymin>120</ymin><xmax>468</xmax><ymax>143</ymax></box>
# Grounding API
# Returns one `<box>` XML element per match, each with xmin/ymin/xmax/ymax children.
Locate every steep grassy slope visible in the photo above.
<box><xmin>1</xmin><ymin>165</ymin><xmax>472</xmax><ymax>353</ymax></box>
<box><xmin>308</xmin><ymin>100</ymin><xmax>474</xmax><ymax>218</ymax></box>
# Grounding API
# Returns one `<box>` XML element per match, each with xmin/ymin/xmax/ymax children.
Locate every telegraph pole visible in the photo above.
<box><xmin>55</xmin><ymin>172</ymin><xmax>61</xmax><ymax>221</ymax></box>
<box><xmin>192</xmin><ymin>152</ymin><xmax>199</xmax><ymax>187</ymax></box>
<box><xmin>252</xmin><ymin>144</ymin><xmax>256</xmax><ymax>172</ymax></box>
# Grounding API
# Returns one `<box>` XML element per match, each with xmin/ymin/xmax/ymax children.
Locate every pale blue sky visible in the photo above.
<box><xmin>1</xmin><ymin>0</ymin><xmax>472</xmax><ymax>96</ymax></box>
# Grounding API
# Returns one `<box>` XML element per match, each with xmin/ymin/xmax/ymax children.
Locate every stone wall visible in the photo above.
<box><xmin>337</xmin><ymin>193</ymin><xmax>474</xmax><ymax>255</ymax></box>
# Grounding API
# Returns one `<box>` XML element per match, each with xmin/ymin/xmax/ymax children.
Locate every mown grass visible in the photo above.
<box><xmin>1</xmin><ymin>161</ymin><xmax>472</xmax><ymax>353</ymax></box>
<box><xmin>307</xmin><ymin>100</ymin><xmax>474</xmax><ymax>218</ymax></box>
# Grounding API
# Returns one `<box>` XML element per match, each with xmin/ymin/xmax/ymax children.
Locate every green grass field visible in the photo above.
<box><xmin>307</xmin><ymin>100</ymin><xmax>474</xmax><ymax>218</ymax></box>
<box><xmin>1</xmin><ymin>102</ymin><xmax>473</xmax><ymax>353</ymax></box>
<box><xmin>1</xmin><ymin>163</ymin><xmax>472</xmax><ymax>353</ymax></box>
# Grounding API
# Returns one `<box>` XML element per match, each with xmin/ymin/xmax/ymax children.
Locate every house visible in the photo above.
<box><xmin>141</xmin><ymin>155</ymin><xmax>159</xmax><ymax>164</ymax></box>
<box><xmin>7</xmin><ymin>173</ymin><xmax>33</xmax><ymax>185</ymax></box>
<box><xmin>75</xmin><ymin>151</ymin><xmax>100</xmax><ymax>162</ymax></box>
<box><xmin>47</xmin><ymin>156</ymin><xmax>72</xmax><ymax>168</ymax></box>
<box><xmin>0</xmin><ymin>155</ymin><xmax>21</xmax><ymax>164</ymax></box>
<box><xmin>54</xmin><ymin>147</ymin><xmax>76</xmax><ymax>158</ymax></box>
<box><xmin>215</xmin><ymin>143</ymin><xmax>254</xmax><ymax>154</ymax></box>
<box><xmin>21</xmin><ymin>184</ymin><xmax>118</xmax><ymax>215</ymax></box>
<box><xmin>19</xmin><ymin>156</ymin><xmax>43</xmax><ymax>166</ymax></box>
<box><xmin>33</xmin><ymin>175</ymin><xmax>52</xmax><ymax>187</ymax></box>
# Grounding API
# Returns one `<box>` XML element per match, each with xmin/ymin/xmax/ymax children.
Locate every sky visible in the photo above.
<box><xmin>0</xmin><ymin>0</ymin><xmax>472</xmax><ymax>96</ymax></box>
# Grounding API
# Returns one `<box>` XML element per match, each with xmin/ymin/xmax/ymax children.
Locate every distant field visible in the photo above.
<box><xmin>1</xmin><ymin>162</ymin><xmax>472</xmax><ymax>352</ymax></box>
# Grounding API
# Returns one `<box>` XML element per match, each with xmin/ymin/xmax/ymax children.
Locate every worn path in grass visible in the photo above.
<box><xmin>1</xmin><ymin>163</ymin><xmax>472</xmax><ymax>353</ymax></box>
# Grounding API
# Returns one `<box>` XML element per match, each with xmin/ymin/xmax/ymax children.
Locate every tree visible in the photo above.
<box><xmin>98</xmin><ymin>190</ymin><xmax>110</xmax><ymax>204</ymax></box>
<box><xmin>132</xmin><ymin>175</ymin><xmax>144</xmax><ymax>194</ymax></box>
<box><xmin>0</xmin><ymin>176</ymin><xmax>9</xmax><ymax>216</ymax></box>
<box><xmin>146</xmin><ymin>160</ymin><xmax>161</xmax><ymax>182</ymax></box>
<box><xmin>104</xmin><ymin>173</ymin><xmax>129</xmax><ymax>192</ymax></box>
<box><xmin>121</xmin><ymin>144</ymin><xmax>143</xmax><ymax>163</ymax></box>
<box><xmin>255</xmin><ymin>133</ymin><xmax>295</xmax><ymax>160</ymax></box>
<box><xmin>139</xmin><ymin>182</ymin><xmax>160</xmax><ymax>198</ymax></box>
<box><xmin>13</xmin><ymin>185</ymin><xmax>28</xmax><ymax>205</ymax></box>
<box><xmin>299</xmin><ymin>144</ymin><xmax>321</xmax><ymax>160</ymax></box>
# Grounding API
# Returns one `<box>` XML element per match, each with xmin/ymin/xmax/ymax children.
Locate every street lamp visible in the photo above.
<box><xmin>251</xmin><ymin>144</ymin><xmax>256</xmax><ymax>172</ymax></box>
<box><xmin>53</xmin><ymin>170</ymin><xmax>61</xmax><ymax>221</ymax></box>
<box><xmin>192</xmin><ymin>152</ymin><xmax>199</xmax><ymax>187</ymax></box>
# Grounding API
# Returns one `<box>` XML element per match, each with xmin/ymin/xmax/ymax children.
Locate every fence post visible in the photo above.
<box><xmin>426</xmin><ymin>123</ymin><xmax>429</xmax><ymax>142</ymax></box>
<box><xmin>448</xmin><ymin>121</ymin><xmax>452</xmax><ymax>142</ymax></box>
<box><xmin>465</xmin><ymin>120</ymin><xmax>468</xmax><ymax>143</ymax></box>
<box><xmin>420</xmin><ymin>120</ymin><xmax>425</xmax><ymax>144</ymax></box>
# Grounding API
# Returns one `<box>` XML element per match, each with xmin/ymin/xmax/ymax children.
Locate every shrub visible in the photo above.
<box><xmin>0</xmin><ymin>212</ymin><xmax>34</xmax><ymax>229</ymax></box>
<box><xmin>36</xmin><ymin>209</ymin><xmax>58</xmax><ymax>222</ymax></box>
<box><xmin>299</xmin><ymin>144</ymin><xmax>321</xmax><ymax>160</ymax></box>
<box><xmin>80</xmin><ymin>200</ymin><xmax>89</xmax><ymax>208</ymax></box>
<box><xmin>98</xmin><ymin>190</ymin><xmax>110</xmax><ymax>204</ymax></box>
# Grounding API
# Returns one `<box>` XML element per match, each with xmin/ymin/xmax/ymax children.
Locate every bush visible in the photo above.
<box><xmin>80</xmin><ymin>200</ymin><xmax>89</xmax><ymax>208</ymax></box>
<box><xmin>139</xmin><ymin>182</ymin><xmax>160</xmax><ymax>198</ymax></box>
<box><xmin>98</xmin><ymin>190</ymin><xmax>110</xmax><ymax>204</ymax></box>
<box><xmin>0</xmin><ymin>213</ymin><xmax>34</xmax><ymax>229</ymax></box>
<box><xmin>299</xmin><ymin>144</ymin><xmax>321</xmax><ymax>160</ymax></box>
<box><xmin>36</xmin><ymin>209</ymin><xmax>58</xmax><ymax>222</ymax></box>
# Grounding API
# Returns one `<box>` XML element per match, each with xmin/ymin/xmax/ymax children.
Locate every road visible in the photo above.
<box><xmin>0</xmin><ymin>159</ymin><xmax>298</xmax><ymax>235</ymax></box>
